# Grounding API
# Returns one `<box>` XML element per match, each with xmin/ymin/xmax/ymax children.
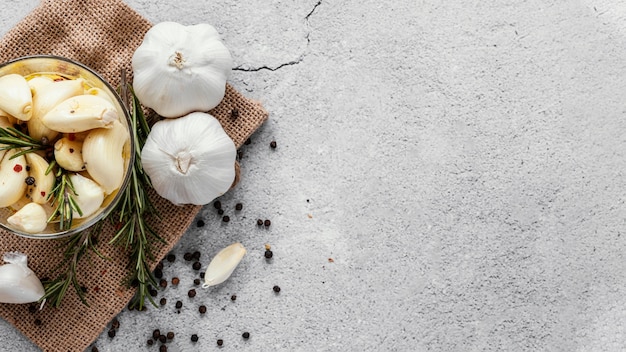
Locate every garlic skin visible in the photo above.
<box><xmin>68</xmin><ymin>173</ymin><xmax>104</xmax><ymax>219</ymax></box>
<box><xmin>7</xmin><ymin>202</ymin><xmax>48</xmax><ymax>234</ymax></box>
<box><xmin>0</xmin><ymin>74</ymin><xmax>33</xmax><ymax>121</ymax></box>
<box><xmin>132</xmin><ymin>22</ymin><xmax>233</xmax><ymax>118</ymax></box>
<box><xmin>202</xmin><ymin>243</ymin><xmax>246</xmax><ymax>288</ymax></box>
<box><xmin>141</xmin><ymin>112</ymin><xmax>236</xmax><ymax>205</ymax></box>
<box><xmin>0</xmin><ymin>252</ymin><xmax>45</xmax><ymax>304</ymax></box>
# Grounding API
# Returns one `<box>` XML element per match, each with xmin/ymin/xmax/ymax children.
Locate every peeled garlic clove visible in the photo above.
<box><xmin>69</xmin><ymin>173</ymin><xmax>104</xmax><ymax>219</ymax></box>
<box><xmin>29</xmin><ymin>78</ymin><xmax>84</xmax><ymax>142</ymax></box>
<box><xmin>24</xmin><ymin>153</ymin><xmax>55</xmax><ymax>204</ymax></box>
<box><xmin>54</xmin><ymin>137</ymin><xmax>85</xmax><ymax>171</ymax></box>
<box><xmin>41</xmin><ymin>94</ymin><xmax>118</xmax><ymax>133</ymax></box>
<box><xmin>202</xmin><ymin>242</ymin><xmax>246</xmax><ymax>288</ymax></box>
<box><xmin>27</xmin><ymin>76</ymin><xmax>54</xmax><ymax>95</ymax></box>
<box><xmin>0</xmin><ymin>150</ymin><xmax>28</xmax><ymax>208</ymax></box>
<box><xmin>7</xmin><ymin>202</ymin><xmax>48</xmax><ymax>233</ymax></box>
<box><xmin>0</xmin><ymin>252</ymin><xmax>45</xmax><ymax>304</ymax></box>
<box><xmin>82</xmin><ymin>120</ymin><xmax>128</xmax><ymax>195</ymax></box>
<box><xmin>0</xmin><ymin>74</ymin><xmax>32</xmax><ymax>121</ymax></box>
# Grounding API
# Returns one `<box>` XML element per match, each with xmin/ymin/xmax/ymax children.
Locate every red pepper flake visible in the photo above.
<box><xmin>93</xmin><ymin>286</ymin><xmax>100</xmax><ymax>293</ymax></box>
<box><xmin>40</xmin><ymin>191</ymin><xmax>46</xmax><ymax>197</ymax></box>
<box><xmin>13</xmin><ymin>164</ymin><xmax>23</xmax><ymax>172</ymax></box>
<box><xmin>68</xmin><ymin>133</ymin><xmax>76</xmax><ymax>141</ymax></box>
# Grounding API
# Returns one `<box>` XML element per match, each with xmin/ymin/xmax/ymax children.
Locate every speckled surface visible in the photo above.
<box><xmin>3</xmin><ymin>0</ymin><xmax>626</xmax><ymax>351</ymax></box>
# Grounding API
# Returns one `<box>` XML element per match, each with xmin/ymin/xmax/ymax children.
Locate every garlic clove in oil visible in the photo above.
<box><xmin>7</xmin><ymin>202</ymin><xmax>48</xmax><ymax>234</ymax></box>
<box><xmin>24</xmin><ymin>153</ymin><xmax>55</xmax><ymax>204</ymax></box>
<box><xmin>41</xmin><ymin>94</ymin><xmax>118</xmax><ymax>133</ymax></box>
<box><xmin>28</xmin><ymin>78</ymin><xmax>84</xmax><ymax>142</ymax></box>
<box><xmin>0</xmin><ymin>149</ymin><xmax>28</xmax><ymax>208</ymax></box>
<box><xmin>68</xmin><ymin>173</ymin><xmax>104</xmax><ymax>219</ymax></box>
<box><xmin>0</xmin><ymin>252</ymin><xmax>45</xmax><ymax>304</ymax></box>
<box><xmin>202</xmin><ymin>242</ymin><xmax>246</xmax><ymax>288</ymax></box>
<box><xmin>0</xmin><ymin>74</ymin><xmax>33</xmax><ymax>121</ymax></box>
<box><xmin>54</xmin><ymin>137</ymin><xmax>85</xmax><ymax>172</ymax></box>
<box><xmin>82</xmin><ymin>120</ymin><xmax>129</xmax><ymax>195</ymax></box>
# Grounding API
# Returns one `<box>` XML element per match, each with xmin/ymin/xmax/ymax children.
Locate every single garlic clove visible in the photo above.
<box><xmin>7</xmin><ymin>202</ymin><xmax>48</xmax><ymax>234</ymax></box>
<box><xmin>0</xmin><ymin>74</ymin><xmax>33</xmax><ymax>121</ymax></box>
<box><xmin>41</xmin><ymin>94</ymin><xmax>118</xmax><ymax>133</ymax></box>
<box><xmin>28</xmin><ymin>78</ymin><xmax>84</xmax><ymax>142</ymax></box>
<box><xmin>54</xmin><ymin>137</ymin><xmax>85</xmax><ymax>171</ymax></box>
<box><xmin>24</xmin><ymin>153</ymin><xmax>55</xmax><ymax>204</ymax></box>
<box><xmin>27</xmin><ymin>76</ymin><xmax>54</xmax><ymax>96</ymax></box>
<box><xmin>0</xmin><ymin>150</ymin><xmax>28</xmax><ymax>208</ymax></box>
<box><xmin>0</xmin><ymin>252</ymin><xmax>45</xmax><ymax>304</ymax></box>
<box><xmin>82</xmin><ymin>120</ymin><xmax>129</xmax><ymax>195</ymax></box>
<box><xmin>68</xmin><ymin>173</ymin><xmax>104</xmax><ymax>219</ymax></box>
<box><xmin>202</xmin><ymin>242</ymin><xmax>246</xmax><ymax>288</ymax></box>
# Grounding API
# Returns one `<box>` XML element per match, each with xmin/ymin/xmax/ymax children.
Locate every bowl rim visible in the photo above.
<box><xmin>0</xmin><ymin>54</ymin><xmax>136</xmax><ymax>239</ymax></box>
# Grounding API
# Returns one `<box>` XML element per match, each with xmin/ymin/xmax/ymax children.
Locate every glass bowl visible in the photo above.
<box><xmin>0</xmin><ymin>55</ymin><xmax>134</xmax><ymax>239</ymax></box>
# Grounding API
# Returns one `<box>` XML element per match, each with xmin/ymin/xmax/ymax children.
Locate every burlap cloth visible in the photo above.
<box><xmin>0</xmin><ymin>1</ymin><xmax>268</xmax><ymax>351</ymax></box>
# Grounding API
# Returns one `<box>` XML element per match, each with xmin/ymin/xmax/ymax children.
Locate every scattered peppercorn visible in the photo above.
<box><xmin>159</xmin><ymin>279</ymin><xmax>167</xmax><ymax>288</ymax></box>
<box><xmin>166</xmin><ymin>254</ymin><xmax>176</xmax><ymax>262</ymax></box>
<box><xmin>270</xmin><ymin>140</ymin><xmax>277</xmax><ymax>149</ymax></box>
<box><xmin>265</xmin><ymin>250</ymin><xmax>273</xmax><ymax>259</ymax></box>
<box><xmin>222</xmin><ymin>215</ymin><xmax>230</xmax><ymax>222</ymax></box>
<box><xmin>108</xmin><ymin>329</ymin><xmax>116</xmax><ymax>338</ymax></box>
<box><xmin>194</xmin><ymin>278</ymin><xmax>201</xmax><ymax>285</ymax></box>
<box><xmin>235</xmin><ymin>203</ymin><xmax>243</xmax><ymax>211</ymax></box>
<box><xmin>196</xmin><ymin>219</ymin><xmax>205</xmax><ymax>227</ymax></box>
<box><xmin>273</xmin><ymin>285</ymin><xmax>281</xmax><ymax>293</ymax></box>
<box><xmin>156</xmin><ymin>262</ymin><xmax>164</xmax><ymax>271</ymax></box>
<box><xmin>159</xmin><ymin>345</ymin><xmax>167</xmax><ymax>352</ymax></box>
<box><xmin>175</xmin><ymin>301</ymin><xmax>183</xmax><ymax>309</ymax></box>
<box><xmin>200</xmin><ymin>272</ymin><xmax>205</xmax><ymax>279</ymax></box>
<box><xmin>167</xmin><ymin>332</ymin><xmax>175</xmax><ymax>340</ymax></box>
<box><xmin>257</xmin><ymin>219</ymin><xmax>263</xmax><ymax>226</ymax></box>
<box><xmin>184</xmin><ymin>252</ymin><xmax>193</xmax><ymax>261</ymax></box>
<box><xmin>231</xmin><ymin>108</ymin><xmax>239</xmax><ymax>118</ymax></box>
<box><xmin>264</xmin><ymin>219</ymin><xmax>271</xmax><ymax>227</ymax></box>
<box><xmin>218</xmin><ymin>209</ymin><xmax>225</xmax><ymax>215</ymax></box>
<box><xmin>34</xmin><ymin>319</ymin><xmax>42</xmax><ymax>326</ymax></box>
<box><xmin>192</xmin><ymin>251</ymin><xmax>201</xmax><ymax>260</ymax></box>
<box><xmin>150</xmin><ymin>288</ymin><xmax>158</xmax><ymax>297</ymax></box>
<box><xmin>199</xmin><ymin>305</ymin><xmax>207</xmax><ymax>314</ymax></box>
<box><xmin>213</xmin><ymin>200</ymin><xmax>222</xmax><ymax>209</ymax></box>
<box><xmin>111</xmin><ymin>318</ymin><xmax>120</xmax><ymax>330</ymax></box>
<box><xmin>91</xmin><ymin>347</ymin><xmax>99</xmax><ymax>352</ymax></box>
<box><xmin>188</xmin><ymin>289</ymin><xmax>197</xmax><ymax>298</ymax></box>
<box><xmin>217</xmin><ymin>339</ymin><xmax>224</xmax><ymax>346</ymax></box>
<box><xmin>193</xmin><ymin>261</ymin><xmax>201</xmax><ymax>270</ymax></box>
<box><xmin>160</xmin><ymin>298</ymin><xmax>167</xmax><ymax>306</ymax></box>
<box><xmin>242</xmin><ymin>332</ymin><xmax>250</xmax><ymax>339</ymax></box>
<box><xmin>191</xmin><ymin>334</ymin><xmax>199</xmax><ymax>342</ymax></box>
<box><xmin>172</xmin><ymin>277</ymin><xmax>180</xmax><ymax>285</ymax></box>
<box><xmin>25</xmin><ymin>176</ymin><xmax>35</xmax><ymax>185</ymax></box>
<box><xmin>147</xmin><ymin>339</ymin><xmax>154</xmax><ymax>346</ymax></box>
<box><xmin>154</xmin><ymin>268</ymin><xmax>163</xmax><ymax>279</ymax></box>
<box><xmin>153</xmin><ymin>329</ymin><xmax>161</xmax><ymax>339</ymax></box>
<box><xmin>28</xmin><ymin>305</ymin><xmax>37</xmax><ymax>314</ymax></box>
<box><xmin>159</xmin><ymin>335</ymin><xmax>166</xmax><ymax>343</ymax></box>
<box><xmin>231</xmin><ymin>294</ymin><xmax>237</xmax><ymax>301</ymax></box>
<box><xmin>245</xmin><ymin>138</ymin><xmax>252</xmax><ymax>145</ymax></box>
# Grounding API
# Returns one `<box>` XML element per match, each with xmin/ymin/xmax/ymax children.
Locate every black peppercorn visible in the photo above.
<box><xmin>108</xmin><ymin>329</ymin><xmax>116</xmax><ymax>338</ymax></box>
<box><xmin>191</xmin><ymin>334</ymin><xmax>199</xmax><ymax>342</ymax></box>
<box><xmin>257</xmin><ymin>219</ymin><xmax>263</xmax><ymax>226</ymax></box>
<box><xmin>231</xmin><ymin>108</ymin><xmax>239</xmax><ymax>118</ymax></box>
<box><xmin>159</xmin><ymin>335</ymin><xmax>166</xmax><ymax>343</ymax></box>
<box><xmin>245</xmin><ymin>138</ymin><xmax>252</xmax><ymax>145</ymax></box>
<box><xmin>111</xmin><ymin>318</ymin><xmax>120</xmax><ymax>330</ymax></box>
<box><xmin>222</xmin><ymin>215</ymin><xmax>230</xmax><ymax>222</ymax></box>
<box><xmin>167</xmin><ymin>331</ymin><xmax>175</xmax><ymax>340</ymax></box>
<box><xmin>156</xmin><ymin>262</ymin><xmax>164</xmax><ymax>271</ymax></box>
<box><xmin>147</xmin><ymin>339</ymin><xmax>154</xmax><ymax>346</ymax></box>
<box><xmin>264</xmin><ymin>250</ymin><xmax>273</xmax><ymax>259</ymax></box>
<box><xmin>166</xmin><ymin>254</ymin><xmax>175</xmax><ymax>262</ymax></box>
<box><xmin>152</xmin><ymin>329</ymin><xmax>161</xmax><ymax>339</ymax></box>
<box><xmin>184</xmin><ymin>252</ymin><xmax>193</xmax><ymax>261</ymax></box>
<box><xmin>192</xmin><ymin>251</ymin><xmax>201</xmax><ymax>260</ymax></box>
<box><xmin>235</xmin><ymin>203</ymin><xmax>243</xmax><ymax>211</ymax></box>
<box><xmin>273</xmin><ymin>285</ymin><xmax>281</xmax><ymax>293</ymax></box>
<box><xmin>270</xmin><ymin>140</ymin><xmax>277</xmax><ymax>149</ymax></box>
<box><xmin>264</xmin><ymin>219</ymin><xmax>271</xmax><ymax>227</ymax></box>
<box><xmin>218</xmin><ymin>209</ymin><xmax>224</xmax><ymax>215</ymax></box>
<box><xmin>34</xmin><ymin>318</ymin><xmax>42</xmax><ymax>326</ymax></box>
<box><xmin>196</xmin><ymin>219</ymin><xmax>205</xmax><ymax>227</ymax></box>
<box><xmin>200</xmin><ymin>272</ymin><xmax>205</xmax><ymax>279</ymax></box>
<box><xmin>192</xmin><ymin>261</ymin><xmax>201</xmax><ymax>270</ymax></box>
<box><xmin>231</xmin><ymin>294</ymin><xmax>237</xmax><ymax>301</ymax></box>
<box><xmin>92</xmin><ymin>346</ymin><xmax>99</xmax><ymax>352</ymax></box>
<box><xmin>242</xmin><ymin>332</ymin><xmax>250</xmax><ymax>339</ymax></box>
<box><xmin>25</xmin><ymin>176</ymin><xmax>35</xmax><ymax>185</ymax></box>
<box><xmin>199</xmin><ymin>305</ymin><xmax>207</xmax><ymax>314</ymax></box>
<box><xmin>154</xmin><ymin>268</ymin><xmax>163</xmax><ymax>279</ymax></box>
<box><xmin>175</xmin><ymin>301</ymin><xmax>183</xmax><ymax>309</ymax></box>
<box><xmin>160</xmin><ymin>298</ymin><xmax>167</xmax><ymax>306</ymax></box>
<box><xmin>188</xmin><ymin>289</ymin><xmax>197</xmax><ymax>298</ymax></box>
<box><xmin>159</xmin><ymin>344</ymin><xmax>167</xmax><ymax>352</ymax></box>
<box><xmin>194</xmin><ymin>278</ymin><xmax>201</xmax><ymax>285</ymax></box>
<box><xmin>217</xmin><ymin>339</ymin><xmax>224</xmax><ymax>346</ymax></box>
<box><xmin>213</xmin><ymin>200</ymin><xmax>222</xmax><ymax>209</ymax></box>
<box><xmin>150</xmin><ymin>288</ymin><xmax>158</xmax><ymax>297</ymax></box>
<box><xmin>159</xmin><ymin>279</ymin><xmax>167</xmax><ymax>288</ymax></box>
<box><xmin>28</xmin><ymin>305</ymin><xmax>37</xmax><ymax>314</ymax></box>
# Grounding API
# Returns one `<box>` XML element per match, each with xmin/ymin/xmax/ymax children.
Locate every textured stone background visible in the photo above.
<box><xmin>2</xmin><ymin>0</ymin><xmax>626</xmax><ymax>351</ymax></box>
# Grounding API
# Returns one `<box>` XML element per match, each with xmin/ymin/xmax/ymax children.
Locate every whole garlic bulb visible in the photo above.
<box><xmin>0</xmin><ymin>252</ymin><xmax>45</xmax><ymax>304</ymax></box>
<box><xmin>132</xmin><ymin>21</ymin><xmax>233</xmax><ymax>118</ymax></box>
<box><xmin>141</xmin><ymin>112</ymin><xmax>236</xmax><ymax>205</ymax></box>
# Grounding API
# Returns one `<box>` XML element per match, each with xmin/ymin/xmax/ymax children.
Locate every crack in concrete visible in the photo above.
<box><xmin>232</xmin><ymin>0</ymin><xmax>322</xmax><ymax>73</ymax></box>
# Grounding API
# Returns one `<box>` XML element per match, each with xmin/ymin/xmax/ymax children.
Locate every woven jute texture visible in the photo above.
<box><xmin>0</xmin><ymin>1</ymin><xmax>268</xmax><ymax>351</ymax></box>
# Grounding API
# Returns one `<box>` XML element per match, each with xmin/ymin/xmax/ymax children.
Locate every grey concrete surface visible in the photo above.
<box><xmin>3</xmin><ymin>0</ymin><xmax>626</xmax><ymax>351</ymax></box>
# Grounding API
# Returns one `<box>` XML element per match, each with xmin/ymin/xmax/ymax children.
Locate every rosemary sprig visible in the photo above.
<box><xmin>40</xmin><ymin>221</ymin><xmax>105</xmax><ymax>308</ymax></box>
<box><xmin>47</xmin><ymin>163</ymin><xmax>83</xmax><ymax>231</ymax></box>
<box><xmin>109</xmin><ymin>76</ymin><xmax>165</xmax><ymax>310</ymax></box>
<box><xmin>0</xmin><ymin>126</ymin><xmax>47</xmax><ymax>158</ymax></box>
